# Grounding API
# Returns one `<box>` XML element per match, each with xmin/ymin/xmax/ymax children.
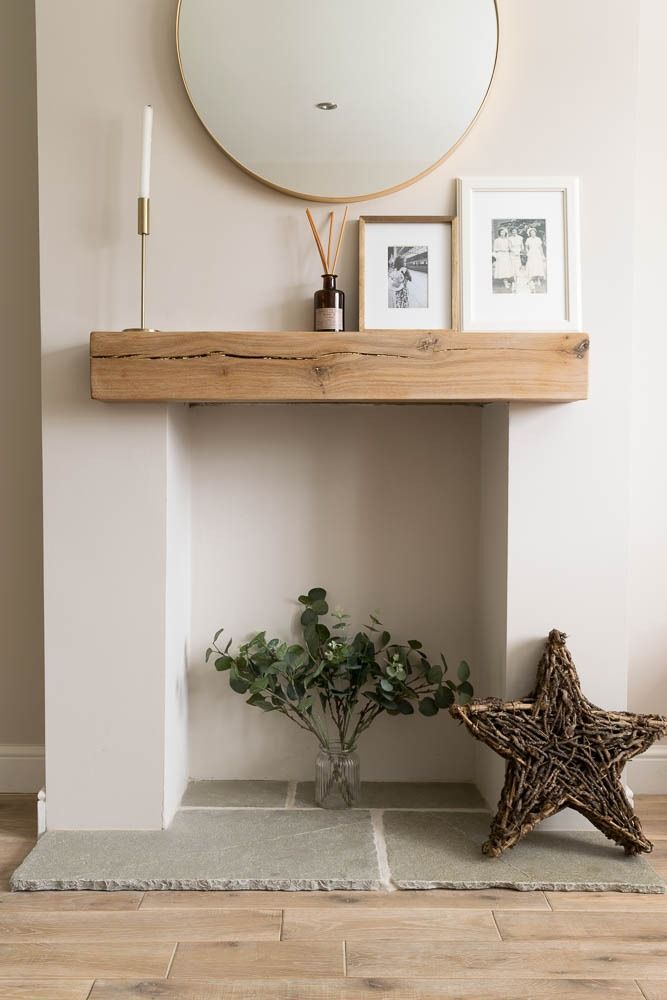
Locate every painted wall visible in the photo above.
<box><xmin>163</xmin><ymin>406</ymin><xmax>191</xmax><ymax>823</ymax></box>
<box><xmin>33</xmin><ymin>0</ymin><xmax>652</xmax><ymax>826</ymax></box>
<box><xmin>35</xmin><ymin>0</ymin><xmax>185</xmax><ymax>828</ymax></box>
<box><xmin>0</xmin><ymin>0</ymin><xmax>44</xmax><ymax>791</ymax></box>
<box><xmin>189</xmin><ymin>404</ymin><xmax>480</xmax><ymax>781</ymax></box>
<box><xmin>627</xmin><ymin>0</ymin><xmax>667</xmax><ymax>793</ymax></box>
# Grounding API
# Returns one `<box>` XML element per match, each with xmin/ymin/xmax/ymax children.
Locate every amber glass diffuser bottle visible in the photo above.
<box><xmin>305</xmin><ymin>207</ymin><xmax>349</xmax><ymax>333</ymax></box>
<box><xmin>314</xmin><ymin>274</ymin><xmax>345</xmax><ymax>331</ymax></box>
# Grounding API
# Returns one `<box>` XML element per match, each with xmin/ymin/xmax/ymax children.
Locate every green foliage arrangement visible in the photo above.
<box><xmin>207</xmin><ymin>587</ymin><xmax>474</xmax><ymax>751</ymax></box>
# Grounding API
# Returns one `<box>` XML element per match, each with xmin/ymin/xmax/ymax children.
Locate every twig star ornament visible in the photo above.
<box><xmin>451</xmin><ymin>629</ymin><xmax>667</xmax><ymax>857</ymax></box>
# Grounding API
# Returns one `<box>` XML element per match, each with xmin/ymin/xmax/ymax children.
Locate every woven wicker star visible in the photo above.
<box><xmin>451</xmin><ymin>629</ymin><xmax>667</xmax><ymax>857</ymax></box>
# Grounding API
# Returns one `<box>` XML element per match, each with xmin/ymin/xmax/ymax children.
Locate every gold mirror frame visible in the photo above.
<box><xmin>175</xmin><ymin>0</ymin><xmax>499</xmax><ymax>204</ymax></box>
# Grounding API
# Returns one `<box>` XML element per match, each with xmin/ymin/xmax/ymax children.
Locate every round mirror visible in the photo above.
<box><xmin>176</xmin><ymin>0</ymin><xmax>498</xmax><ymax>203</ymax></box>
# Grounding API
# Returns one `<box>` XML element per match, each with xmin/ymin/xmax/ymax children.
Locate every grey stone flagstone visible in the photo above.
<box><xmin>294</xmin><ymin>781</ymin><xmax>486</xmax><ymax>810</ymax></box>
<box><xmin>10</xmin><ymin>784</ymin><xmax>664</xmax><ymax>894</ymax></box>
<box><xmin>181</xmin><ymin>780</ymin><xmax>289</xmax><ymax>808</ymax></box>
<box><xmin>383</xmin><ymin>810</ymin><xmax>666</xmax><ymax>893</ymax></box>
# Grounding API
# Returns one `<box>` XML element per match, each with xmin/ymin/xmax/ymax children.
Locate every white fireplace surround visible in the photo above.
<box><xmin>29</xmin><ymin>0</ymin><xmax>665</xmax><ymax>831</ymax></box>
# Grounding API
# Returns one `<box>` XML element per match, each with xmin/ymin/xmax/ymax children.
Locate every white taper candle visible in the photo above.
<box><xmin>139</xmin><ymin>105</ymin><xmax>153</xmax><ymax>198</ymax></box>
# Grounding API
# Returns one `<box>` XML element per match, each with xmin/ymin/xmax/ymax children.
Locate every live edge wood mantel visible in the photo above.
<box><xmin>89</xmin><ymin>330</ymin><xmax>589</xmax><ymax>404</ymax></box>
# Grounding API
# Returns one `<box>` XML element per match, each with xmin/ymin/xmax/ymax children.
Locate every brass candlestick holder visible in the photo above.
<box><xmin>124</xmin><ymin>196</ymin><xmax>156</xmax><ymax>332</ymax></box>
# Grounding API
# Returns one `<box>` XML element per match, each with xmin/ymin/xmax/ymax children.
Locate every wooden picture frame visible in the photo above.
<box><xmin>358</xmin><ymin>216</ymin><xmax>459</xmax><ymax>332</ymax></box>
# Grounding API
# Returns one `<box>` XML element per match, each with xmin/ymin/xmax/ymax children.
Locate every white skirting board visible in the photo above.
<box><xmin>627</xmin><ymin>745</ymin><xmax>667</xmax><ymax>794</ymax></box>
<box><xmin>0</xmin><ymin>745</ymin><xmax>45</xmax><ymax>792</ymax></box>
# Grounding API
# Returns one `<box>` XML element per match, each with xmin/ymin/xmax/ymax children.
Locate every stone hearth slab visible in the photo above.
<box><xmin>10</xmin><ymin>809</ymin><xmax>380</xmax><ymax>891</ymax></box>
<box><xmin>294</xmin><ymin>781</ymin><xmax>485</xmax><ymax>810</ymax></box>
<box><xmin>182</xmin><ymin>780</ymin><xmax>288</xmax><ymax>808</ymax></box>
<box><xmin>11</xmin><ymin>793</ymin><xmax>664</xmax><ymax>894</ymax></box>
<box><xmin>383</xmin><ymin>811</ymin><xmax>665</xmax><ymax>893</ymax></box>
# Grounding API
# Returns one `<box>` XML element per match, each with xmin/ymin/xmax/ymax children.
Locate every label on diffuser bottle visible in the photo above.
<box><xmin>315</xmin><ymin>307</ymin><xmax>344</xmax><ymax>332</ymax></box>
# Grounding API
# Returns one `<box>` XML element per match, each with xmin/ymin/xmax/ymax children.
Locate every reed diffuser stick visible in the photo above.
<box><xmin>331</xmin><ymin>205</ymin><xmax>349</xmax><ymax>274</ymax></box>
<box><xmin>306</xmin><ymin>208</ymin><xmax>329</xmax><ymax>272</ymax></box>
<box><xmin>326</xmin><ymin>211</ymin><xmax>334</xmax><ymax>272</ymax></box>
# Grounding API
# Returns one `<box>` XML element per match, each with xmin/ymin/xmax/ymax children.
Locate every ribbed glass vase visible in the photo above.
<box><xmin>315</xmin><ymin>743</ymin><xmax>360</xmax><ymax>808</ymax></box>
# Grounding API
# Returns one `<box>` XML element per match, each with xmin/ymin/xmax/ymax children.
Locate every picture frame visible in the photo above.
<box><xmin>457</xmin><ymin>177</ymin><xmax>582</xmax><ymax>332</ymax></box>
<box><xmin>358</xmin><ymin>216</ymin><xmax>459</xmax><ymax>332</ymax></box>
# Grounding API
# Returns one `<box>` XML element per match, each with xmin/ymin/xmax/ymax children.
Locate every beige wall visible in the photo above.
<box><xmin>189</xmin><ymin>404</ymin><xmax>480</xmax><ymax>781</ymax></box>
<box><xmin>629</xmin><ymin>0</ymin><xmax>667</xmax><ymax>713</ymax></box>
<box><xmin>627</xmin><ymin>0</ymin><xmax>667</xmax><ymax>792</ymax></box>
<box><xmin>0</xmin><ymin>0</ymin><xmax>44</xmax><ymax>788</ymax></box>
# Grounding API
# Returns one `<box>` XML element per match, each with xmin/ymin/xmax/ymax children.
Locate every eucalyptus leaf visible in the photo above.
<box><xmin>435</xmin><ymin>685</ymin><xmax>455</xmax><ymax>709</ymax></box>
<box><xmin>230</xmin><ymin>674</ymin><xmax>250</xmax><ymax>694</ymax></box>
<box><xmin>427</xmin><ymin>664</ymin><xmax>443</xmax><ymax>685</ymax></box>
<box><xmin>419</xmin><ymin>697</ymin><xmax>438</xmax><ymax>717</ymax></box>
<box><xmin>246</xmin><ymin>693</ymin><xmax>275</xmax><ymax>711</ymax></box>
<box><xmin>457</xmin><ymin>660</ymin><xmax>471</xmax><ymax>682</ymax></box>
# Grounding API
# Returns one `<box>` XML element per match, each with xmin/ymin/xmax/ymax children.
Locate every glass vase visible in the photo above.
<box><xmin>315</xmin><ymin>743</ymin><xmax>360</xmax><ymax>808</ymax></box>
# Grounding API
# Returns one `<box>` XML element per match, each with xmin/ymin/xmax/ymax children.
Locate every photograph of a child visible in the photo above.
<box><xmin>491</xmin><ymin>219</ymin><xmax>547</xmax><ymax>294</ymax></box>
<box><xmin>387</xmin><ymin>246</ymin><xmax>429</xmax><ymax>308</ymax></box>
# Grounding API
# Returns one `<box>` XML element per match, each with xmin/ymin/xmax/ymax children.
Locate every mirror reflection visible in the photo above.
<box><xmin>177</xmin><ymin>0</ymin><xmax>498</xmax><ymax>202</ymax></box>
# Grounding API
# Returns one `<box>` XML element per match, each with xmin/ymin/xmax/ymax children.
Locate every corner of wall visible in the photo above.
<box><xmin>162</xmin><ymin>404</ymin><xmax>192</xmax><ymax>826</ymax></box>
<box><xmin>475</xmin><ymin>403</ymin><xmax>509</xmax><ymax>807</ymax></box>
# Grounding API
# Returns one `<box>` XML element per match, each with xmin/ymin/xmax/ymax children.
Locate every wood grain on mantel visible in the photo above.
<box><xmin>90</xmin><ymin>330</ymin><xmax>589</xmax><ymax>404</ymax></box>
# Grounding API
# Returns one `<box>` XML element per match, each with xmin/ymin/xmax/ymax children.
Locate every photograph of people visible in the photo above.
<box><xmin>526</xmin><ymin>226</ymin><xmax>547</xmax><ymax>291</ymax></box>
<box><xmin>492</xmin><ymin>226</ymin><xmax>513</xmax><ymax>290</ymax></box>
<box><xmin>491</xmin><ymin>219</ymin><xmax>547</xmax><ymax>294</ymax></box>
<box><xmin>509</xmin><ymin>227</ymin><xmax>524</xmax><ymax>279</ymax></box>
<box><xmin>388</xmin><ymin>255</ymin><xmax>411</xmax><ymax>308</ymax></box>
<box><xmin>387</xmin><ymin>246</ymin><xmax>428</xmax><ymax>308</ymax></box>
<box><xmin>514</xmin><ymin>259</ymin><xmax>533</xmax><ymax>294</ymax></box>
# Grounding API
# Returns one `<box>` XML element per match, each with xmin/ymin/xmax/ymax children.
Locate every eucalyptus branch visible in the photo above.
<box><xmin>208</xmin><ymin>587</ymin><xmax>474</xmax><ymax>752</ymax></box>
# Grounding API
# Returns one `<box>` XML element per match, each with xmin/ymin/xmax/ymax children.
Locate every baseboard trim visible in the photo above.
<box><xmin>0</xmin><ymin>744</ymin><xmax>45</xmax><ymax>792</ymax></box>
<box><xmin>627</xmin><ymin>745</ymin><xmax>667</xmax><ymax>795</ymax></box>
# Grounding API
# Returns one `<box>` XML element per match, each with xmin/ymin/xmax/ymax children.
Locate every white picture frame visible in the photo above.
<box><xmin>457</xmin><ymin>177</ymin><xmax>582</xmax><ymax>332</ymax></box>
<box><xmin>359</xmin><ymin>216</ymin><xmax>458</xmax><ymax>332</ymax></box>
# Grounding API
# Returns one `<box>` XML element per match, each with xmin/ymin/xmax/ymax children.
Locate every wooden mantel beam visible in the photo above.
<box><xmin>90</xmin><ymin>330</ymin><xmax>589</xmax><ymax>404</ymax></box>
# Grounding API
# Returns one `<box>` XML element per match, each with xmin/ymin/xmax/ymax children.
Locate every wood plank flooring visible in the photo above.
<box><xmin>0</xmin><ymin>793</ymin><xmax>664</xmax><ymax>998</ymax></box>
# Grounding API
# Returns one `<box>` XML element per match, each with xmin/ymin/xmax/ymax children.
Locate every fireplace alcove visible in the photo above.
<box><xmin>17</xmin><ymin>325</ymin><xmax>651</xmax><ymax>890</ymax></box>
<box><xmin>87</xmin><ymin>328</ymin><xmax>589</xmax><ymax>817</ymax></box>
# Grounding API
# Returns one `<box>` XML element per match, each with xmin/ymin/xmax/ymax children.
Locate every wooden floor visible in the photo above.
<box><xmin>1</xmin><ymin>794</ymin><xmax>667</xmax><ymax>999</ymax></box>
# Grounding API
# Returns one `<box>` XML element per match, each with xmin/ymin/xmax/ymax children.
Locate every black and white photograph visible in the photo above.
<box><xmin>491</xmin><ymin>219</ymin><xmax>547</xmax><ymax>294</ymax></box>
<box><xmin>387</xmin><ymin>246</ymin><xmax>429</xmax><ymax>308</ymax></box>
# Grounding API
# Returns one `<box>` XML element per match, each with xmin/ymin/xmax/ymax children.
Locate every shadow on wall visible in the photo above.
<box><xmin>187</xmin><ymin>402</ymin><xmax>482</xmax><ymax>783</ymax></box>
